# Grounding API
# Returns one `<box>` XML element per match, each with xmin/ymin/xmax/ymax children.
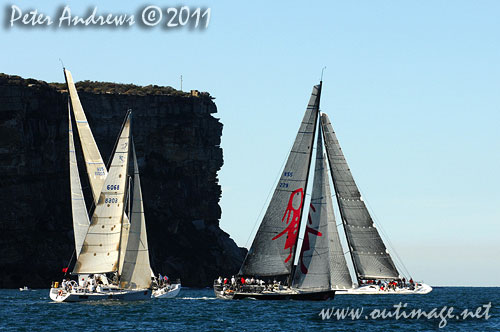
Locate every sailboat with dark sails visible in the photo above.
<box><xmin>214</xmin><ymin>82</ymin><xmax>335</xmax><ymax>300</ymax></box>
<box><xmin>320</xmin><ymin>113</ymin><xmax>432</xmax><ymax>294</ymax></box>
<box><xmin>214</xmin><ymin>80</ymin><xmax>431</xmax><ymax>299</ymax></box>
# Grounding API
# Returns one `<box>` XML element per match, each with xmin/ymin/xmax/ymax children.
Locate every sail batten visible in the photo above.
<box><xmin>239</xmin><ymin>84</ymin><xmax>321</xmax><ymax>277</ymax></box>
<box><xmin>73</xmin><ymin>114</ymin><xmax>131</xmax><ymax>275</ymax></box>
<box><xmin>321</xmin><ymin>113</ymin><xmax>399</xmax><ymax>280</ymax></box>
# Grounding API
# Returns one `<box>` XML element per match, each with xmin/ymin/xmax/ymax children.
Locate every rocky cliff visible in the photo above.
<box><xmin>0</xmin><ymin>73</ymin><xmax>246</xmax><ymax>288</ymax></box>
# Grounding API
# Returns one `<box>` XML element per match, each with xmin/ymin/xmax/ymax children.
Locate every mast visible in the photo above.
<box><xmin>115</xmin><ymin>111</ymin><xmax>132</xmax><ymax>278</ymax></box>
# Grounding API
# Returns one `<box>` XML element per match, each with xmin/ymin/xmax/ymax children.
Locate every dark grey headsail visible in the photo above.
<box><xmin>239</xmin><ymin>84</ymin><xmax>321</xmax><ymax>277</ymax></box>
<box><xmin>293</xmin><ymin>123</ymin><xmax>352</xmax><ymax>290</ymax></box>
<box><xmin>321</xmin><ymin>113</ymin><xmax>399</xmax><ymax>280</ymax></box>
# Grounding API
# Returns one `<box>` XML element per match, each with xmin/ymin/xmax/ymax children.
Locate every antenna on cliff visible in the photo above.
<box><xmin>59</xmin><ymin>58</ymin><xmax>65</xmax><ymax>69</ymax></box>
<box><xmin>180</xmin><ymin>75</ymin><xmax>183</xmax><ymax>91</ymax></box>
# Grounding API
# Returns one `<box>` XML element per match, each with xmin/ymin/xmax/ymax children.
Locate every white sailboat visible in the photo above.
<box><xmin>50</xmin><ymin>110</ymin><xmax>152</xmax><ymax>302</ymax></box>
<box><xmin>320</xmin><ymin>113</ymin><xmax>432</xmax><ymax>295</ymax></box>
<box><xmin>49</xmin><ymin>69</ymin><xmax>178</xmax><ymax>301</ymax></box>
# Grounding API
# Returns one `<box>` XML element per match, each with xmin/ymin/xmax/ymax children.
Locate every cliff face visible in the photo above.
<box><xmin>0</xmin><ymin>73</ymin><xmax>246</xmax><ymax>288</ymax></box>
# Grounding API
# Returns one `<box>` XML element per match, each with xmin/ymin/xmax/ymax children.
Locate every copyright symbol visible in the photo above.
<box><xmin>142</xmin><ymin>5</ymin><xmax>162</xmax><ymax>26</ymax></box>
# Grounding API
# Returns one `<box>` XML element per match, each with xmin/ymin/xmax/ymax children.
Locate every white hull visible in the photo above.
<box><xmin>152</xmin><ymin>283</ymin><xmax>181</xmax><ymax>298</ymax></box>
<box><xmin>49</xmin><ymin>287</ymin><xmax>151</xmax><ymax>302</ymax></box>
<box><xmin>334</xmin><ymin>283</ymin><xmax>432</xmax><ymax>295</ymax></box>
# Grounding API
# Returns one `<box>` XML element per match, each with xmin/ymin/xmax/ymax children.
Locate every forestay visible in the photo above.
<box><xmin>240</xmin><ymin>84</ymin><xmax>321</xmax><ymax>277</ymax></box>
<box><xmin>321</xmin><ymin>113</ymin><xmax>399</xmax><ymax>280</ymax></box>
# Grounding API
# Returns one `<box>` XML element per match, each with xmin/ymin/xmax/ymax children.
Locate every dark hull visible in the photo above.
<box><xmin>233</xmin><ymin>290</ymin><xmax>335</xmax><ymax>301</ymax></box>
<box><xmin>214</xmin><ymin>285</ymin><xmax>334</xmax><ymax>301</ymax></box>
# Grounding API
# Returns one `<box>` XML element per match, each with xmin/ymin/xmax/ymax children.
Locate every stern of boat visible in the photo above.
<box><xmin>152</xmin><ymin>283</ymin><xmax>181</xmax><ymax>299</ymax></box>
<box><xmin>49</xmin><ymin>287</ymin><xmax>71</xmax><ymax>302</ymax></box>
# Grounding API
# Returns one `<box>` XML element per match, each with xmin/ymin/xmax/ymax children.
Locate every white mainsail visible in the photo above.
<box><xmin>73</xmin><ymin>113</ymin><xmax>131</xmax><ymax>274</ymax></box>
<box><xmin>119</xmin><ymin>142</ymin><xmax>152</xmax><ymax>289</ymax></box>
<box><xmin>68</xmin><ymin>105</ymin><xmax>90</xmax><ymax>258</ymax></box>
<box><xmin>64</xmin><ymin>69</ymin><xmax>107</xmax><ymax>204</ymax></box>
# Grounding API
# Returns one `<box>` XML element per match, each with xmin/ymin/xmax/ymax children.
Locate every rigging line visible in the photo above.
<box><xmin>244</xmin><ymin>140</ymin><xmax>295</xmax><ymax>248</ymax></box>
<box><xmin>357</xmin><ymin>185</ymin><xmax>411</xmax><ymax>278</ymax></box>
<box><xmin>64</xmin><ymin>249</ymin><xmax>76</xmax><ymax>277</ymax></box>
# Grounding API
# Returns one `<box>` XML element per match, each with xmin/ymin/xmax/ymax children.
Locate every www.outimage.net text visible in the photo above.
<box><xmin>319</xmin><ymin>302</ymin><xmax>492</xmax><ymax>328</ymax></box>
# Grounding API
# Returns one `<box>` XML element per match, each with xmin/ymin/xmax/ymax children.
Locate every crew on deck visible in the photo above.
<box><xmin>215</xmin><ymin>276</ymin><xmax>283</xmax><ymax>293</ymax></box>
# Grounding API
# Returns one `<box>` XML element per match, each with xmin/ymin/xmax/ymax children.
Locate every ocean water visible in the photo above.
<box><xmin>0</xmin><ymin>287</ymin><xmax>498</xmax><ymax>331</ymax></box>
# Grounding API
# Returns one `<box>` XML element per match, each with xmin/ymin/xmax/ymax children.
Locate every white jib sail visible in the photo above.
<box><xmin>120</xmin><ymin>141</ymin><xmax>152</xmax><ymax>289</ymax></box>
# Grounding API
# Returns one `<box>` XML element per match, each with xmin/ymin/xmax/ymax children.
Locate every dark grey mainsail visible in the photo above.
<box><xmin>321</xmin><ymin>113</ymin><xmax>399</xmax><ymax>280</ymax></box>
<box><xmin>239</xmin><ymin>84</ymin><xmax>321</xmax><ymax>277</ymax></box>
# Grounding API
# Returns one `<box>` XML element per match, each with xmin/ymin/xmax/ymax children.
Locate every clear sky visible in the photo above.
<box><xmin>2</xmin><ymin>0</ymin><xmax>499</xmax><ymax>286</ymax></box>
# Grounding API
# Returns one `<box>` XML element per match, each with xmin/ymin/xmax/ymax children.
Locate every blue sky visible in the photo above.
<box><xmin>2</xmin><ymin>1</ymin><xmax>499</xmax><ymax>286</ymax></box>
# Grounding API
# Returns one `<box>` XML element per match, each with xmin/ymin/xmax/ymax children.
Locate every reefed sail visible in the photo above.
<box><xmin>240</xmin><ymin>84</ymin><xmax>321</xmax><ymax>277</ymax></box>
<box><xmin>321</xmin><ymin>113</ymin><xmax>399</xmax><ymax>280</ymax></box>
<box><xmin>73</xmin><ymin>113</ymin><xmax>131</xmax><ymax>274</ymax></box>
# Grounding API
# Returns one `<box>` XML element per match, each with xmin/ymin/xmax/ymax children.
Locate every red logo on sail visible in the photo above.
<box><xmin>298</xmin><ymin>203</ymin><xmax>322</xmax><ymax>274</ymax></box>
<box><xmin>272</xmin><ymin>188</ymin><xmax>304</xmax><ymax>263</ymax></box>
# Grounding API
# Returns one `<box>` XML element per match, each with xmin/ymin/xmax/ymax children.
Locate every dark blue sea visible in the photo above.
<box><xmin>1</xmin><ymin>287</ymin><xmax>498</xmax><ymax>331</ymax></box>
